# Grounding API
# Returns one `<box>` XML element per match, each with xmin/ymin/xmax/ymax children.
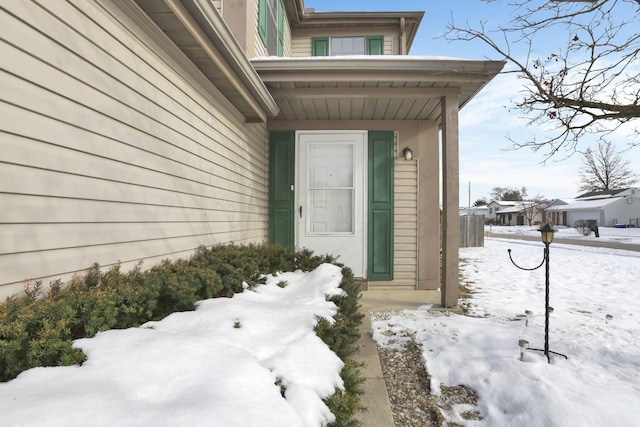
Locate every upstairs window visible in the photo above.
<box><xmin>312</xmin><ymin>36</ymin><xmax>384</xmax><ymax>56</ymax></box>
<box><xmin>331</xmin><ymin>36</ymin><xmax>365</xmax><ymax>55</ymax></box>
<box><xmin>259</xmin><ymin>0</ymin><xmax>284</xmax><ymax>56</ymax></box>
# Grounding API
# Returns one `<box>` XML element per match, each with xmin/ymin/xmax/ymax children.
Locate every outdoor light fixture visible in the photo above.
<box><xmin>525</xmin><ymin>310</ymin><xmax>533</xmax><ymax>327</ymax></box>
<box><xmin>402</xmin><ymin>147</ymin><xmax>413</xmax><ymax>161</ymax></box>
<box><xmin>518</xmin><ymin>339</ymin><xmax>529</xmax><ymax>361</ymax></box>
<box><xmin>508</xmin><ymin>223</ymin><xmax>567</xmax><ymax>364</ymax></box>
<box><xmin>539</xmin><ymin>223</ymin><xmax>555</xmax><ymax>245</ymax></box>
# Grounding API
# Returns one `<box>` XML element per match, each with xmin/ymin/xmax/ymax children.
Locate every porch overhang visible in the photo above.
<box><xmin>253</xmin><ymin>55</ymin><xmax>504</xmax><ymax>307</ymax></box>
<box><xmin>251</xmin><ymin>56</ymin><xmax>505</xmax><ymax>123</ymax></box>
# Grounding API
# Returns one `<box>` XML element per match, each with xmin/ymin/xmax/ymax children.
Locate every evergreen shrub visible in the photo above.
<box><xmin>0</xmin><ymin>244</ymin><xmax>365</xmax><ymax>423</ymax></box>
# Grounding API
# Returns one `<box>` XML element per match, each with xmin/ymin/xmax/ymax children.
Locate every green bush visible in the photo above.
<box><xmin>0</xmin><ymin>244</ymin><xmax>365</xmax><ymax>423</ymax></box>
<box><xmin>145</xmin><ymin>259</ymin><xmax>223</xmax><ymax>317</ymax></box>
<box><xmin>318</xmin><ymin>267</ymin><xmax>366</xmax><ymax>426</ymax></box>
<box><xmin>0</xmin><ymin>281</ymin><xmax>83</xmax><ymax>380</ymax></box>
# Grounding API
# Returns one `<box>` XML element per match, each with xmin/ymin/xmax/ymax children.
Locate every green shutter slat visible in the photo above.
<box><xmin>368</xmin><ymin>131</ymin><xmax>394</xmax><ymax>280</ymax></box>
<box><xmin>277</xmin><ymin>0</ymin><xmax>284</xmax><ymax>56</ymax></box>
<box><xmin>366</xmin><ymin>36</ymin><xmax>384</xmax><ymax>55</ymax></box>
<box><xmin>269</xmin><ymin>131</ymin><xmax>295</xmax><ymax>248</ymax></box>
<box><xmin>258</xmin><ymin>0</ymin><xmax>267</xmax><ymax>46</ymax></box>
<box><xmin>312</xmin><ymin>37</ymin><xmax>329</xmax><ymax>56</ymax></box>
<box><xmin>370</xmin><ymin>210</ymin><xmax>392</xmax><ymax>275</ymax></box>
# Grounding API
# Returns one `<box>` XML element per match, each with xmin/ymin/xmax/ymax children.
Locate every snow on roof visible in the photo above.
<box><xmin>546</xmin><ymin>197</ymin><xmax>624</xmax><ymax>211</ymax></box>
<box><xmin>545</xmin><ymin>198</ymin><xmax>575</xmax><ymax>209</ymax></box>
<box><xmin>489</xmin><ymin>200</ymin><xmax>521</xmax><ymax>206</ymax></box>
<box><xmin>496</xmin><ymin>204</ymin><xmax>525</xmax><ymax>214</ymax></box>
<box><xmin>496</xmin><ymin>201</ymin><xmax>542</xmax><ymax>214</ymax></box>
<box><xmin>576</xmin><ymin>188</ymin><xmax>630</xmax><ymax>199</ymax></box>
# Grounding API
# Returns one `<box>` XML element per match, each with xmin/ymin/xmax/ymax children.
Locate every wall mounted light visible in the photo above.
<box><xmin>402</xmin><ymin>147</ymin><xmax>413</xmax><ymax>161</ymax></box>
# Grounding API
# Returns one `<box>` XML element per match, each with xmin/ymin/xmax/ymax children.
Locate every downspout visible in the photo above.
<box><xmin>400</xmin><ymin>17</ymin><xmax>407</xmax><ymax>55</ymax></box>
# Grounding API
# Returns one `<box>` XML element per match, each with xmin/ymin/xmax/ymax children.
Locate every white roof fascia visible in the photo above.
<box><xmin>252</xmin><ymin>56</ymin><xmax>505</xmax><ymax>79</ymax></box>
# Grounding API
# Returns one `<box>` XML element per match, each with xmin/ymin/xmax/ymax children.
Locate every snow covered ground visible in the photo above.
<box><xmin>1</xmin><ymin>226</ymin><xmax>638</xmax><ymax>426</ymax></box>
<box><xmin>373</xmin><ymin>226</ymin><xmax>640</xmax><ymax>426</ymax></box>
<box><xmin>487</xmin><ymin>224</ymin><xmax>640</xmax><ymax>244</ymax></box>
<box><xmin>0</xmin><ymin>264</ymin><xmax>347</xmax><ymax>427</ymax></box>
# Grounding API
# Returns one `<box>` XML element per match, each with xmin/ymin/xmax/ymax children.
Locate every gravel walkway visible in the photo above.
<box><xmin>373</xmin><ymin>313</ymin><xmax>483</xmax><ymax>427</ymax></box>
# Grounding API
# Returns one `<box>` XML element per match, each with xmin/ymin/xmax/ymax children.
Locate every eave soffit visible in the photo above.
<box><xmin>132</xmin><ymin>0</ymin><xmax>279</xmax><ymax>122</ymax></box>
<box><xmin>252</xmin><ymin>57</ymin><xmax>506</xmax><ymax>123</ymax></box>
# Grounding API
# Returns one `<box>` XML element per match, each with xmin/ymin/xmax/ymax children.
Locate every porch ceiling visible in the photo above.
<box><xmin>251</xmin><ymin>57</ymin><xmax>505</xmax><ymax>123</ymax></box>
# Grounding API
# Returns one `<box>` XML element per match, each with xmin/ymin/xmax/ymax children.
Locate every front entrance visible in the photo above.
<box><xmin>268</xmin><ymin>130</ymin><xmax>394</xmax><ymax>281</ymax></box>
<box><xmin>295</xmin><ymin>131</ymin><xmax>367</xmax><ymax>277</ymax></box>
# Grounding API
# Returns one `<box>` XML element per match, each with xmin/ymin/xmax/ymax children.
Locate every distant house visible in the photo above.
<box><xmin>545</xmin><ymin>198</ymin><xmax>574</xmax><ymax>226</ymax></box>
<box><xmin>494</xmin><ymin>202</ymin><xmax>545</xmax><ymax>226</ymax></box>
<box><xmin>547</xmin><ymin>188</ymin><xmax>640</xmax><ymax>227</ymax></box>
<box><xmin>459</xmin><ymin>205</ymin><xmax>488</xmax><ymax>217</ymax></box>
<box><xmin>486</xmin><ymin>200</ymin><xmax>520</xmax><ymax>224</ymax></box>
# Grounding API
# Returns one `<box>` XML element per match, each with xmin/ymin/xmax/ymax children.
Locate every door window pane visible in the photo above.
<box><xmin>307</xmin><ymin>143</ymin><xmax>354</xmax><ymax>234</ymax></box>
<box><xmin>310</xmin><ymin>190</ymin><xmax>353</xmax><ymax>232</ymax></box>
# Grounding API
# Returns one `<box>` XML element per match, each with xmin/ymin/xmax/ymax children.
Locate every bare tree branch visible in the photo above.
<box><xmin>578</xmin><ymin>140</ymin><xmax>638</xmax><ymax>191</ymax></box>
<box><xmin>446</xmin><ymin>0</ymin><xmax>640</xmax><ymax>158</ymax></box>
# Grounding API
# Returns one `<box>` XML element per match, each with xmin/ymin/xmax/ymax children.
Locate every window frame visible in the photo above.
<box><xmin>311</xmin><ymin>35</ymin><xmax>385</xmax><ymax>56</ymax></box>
<box><xmin>258</xmin><ymin>0</ymin><xmax>285</xmax><ymax>56</ymax></box>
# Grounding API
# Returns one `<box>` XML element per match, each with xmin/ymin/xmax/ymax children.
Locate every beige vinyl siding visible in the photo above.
<box><xmin>0</xmin><ymin>1</ymin><xmax>268</xmax><ymax>297</ymax></box>
<box><xmin>370</xmin><ymin>159</ymin><xmax>418</xmax><ymax>290</ymax></box>
<box><xmin>291</xmin><ymin>35</ymin><xmax>393</xmax><ymax>57</ymax></box>
<box><xmin>291</xmin><ymin>36</ymin><xmax>312</xmax><ymax>56</ymax></box>
<box><xmin>383</xmin><ymin>34</ymin><xmax>393</xmax><ymax>55</ymax></box>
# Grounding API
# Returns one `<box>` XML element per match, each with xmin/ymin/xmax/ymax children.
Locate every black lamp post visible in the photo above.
<box><xmin>508</xmin><ymin>223</ymin><xmax>567</xmax><ymax>363</ymax></box>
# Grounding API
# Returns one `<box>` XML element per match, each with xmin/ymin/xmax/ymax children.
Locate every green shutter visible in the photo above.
<box><xmin>277</xmin><ymin>0</ymin><xmax>284</xmax><ymax>56</ymax></box>
<box><xmin>312</xmin><ymin>37</ymin><xmax>329</xmax><ymax>56</ymax></box>
<box><xmin>268</xmin><ymin>131</ymin><xmax>295</xmax><ymax>248</ymax></box>
<box><xmin>368</xmin><ymin>131</ymin><xmax>394</xmax><ymax>280</ymax></box>
<box><xmin>258</xmin><ymin>0</ymin><xmax>267</xmax><ymax>46</ymax></box>
<box><xmin>366</xmin><ymin>36</ymin><xmax>384</xmax><ymax>55</ymax></box>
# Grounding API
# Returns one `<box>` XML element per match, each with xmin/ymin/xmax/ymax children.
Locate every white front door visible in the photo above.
<box><xmin>296</xmin><ymin>131</ymin><xmax>367</xmax><ymax>277</ymax></box>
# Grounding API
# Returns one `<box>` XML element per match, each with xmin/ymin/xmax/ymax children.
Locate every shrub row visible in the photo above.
<box><xmin>0</xmin><ymin>244</ymin><xmax>365</xmax><ymax>424</ymax></box>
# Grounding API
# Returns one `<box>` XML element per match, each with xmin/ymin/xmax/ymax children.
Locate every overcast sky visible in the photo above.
<box><xmin>305</xmin><ymin>0</ymin><xmax>640</xmax><ymax>205</ymax></box>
